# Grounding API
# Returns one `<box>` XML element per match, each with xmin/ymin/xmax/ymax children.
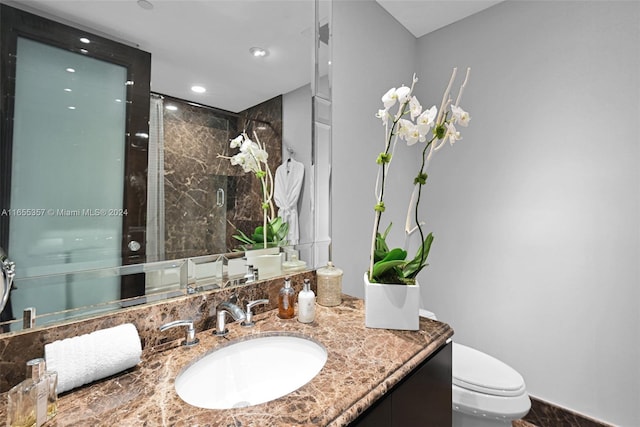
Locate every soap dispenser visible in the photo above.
<box><xmin>297</xmin><ymin>278</ymin><xmax>316</xmax><ymax>324</ymax></box>
<box><xmin>278</xmin><ymin>277</ymin><xmax>295</xmax><ymax>319</ymax></box>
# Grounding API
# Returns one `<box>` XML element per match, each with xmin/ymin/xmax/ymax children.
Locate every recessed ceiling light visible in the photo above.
<box><xmin>64</xmin><ymin>88</ymin><xmax>72</xmax><ymax>92</ymax></box>
<box><xmin>165</xmin><ymin>105</ymin><xmax>178</xmax><ymax>111</ymax></box>
<box><xmin>137</xmin><ymin>0</ymin><xmax>154</xmax><ymax>10</ymax></box>
<box><xmin>115</xmin><ymin>98</ymin><xmax>122</xmax><ymax>103</ymax></box>
<box><xmin>68</xmin><ymin>106</ymin><xmax>76</xmax><ymax>110</ymax></box>
<box><xmin>191</xmin><ymin>85</ymin><xmax>206</xmax><ymax>94</ymax></box>
<box><xmin>80</xmin><ymin>49</ymin><xmax>88</xmax><ymax>54</ymax></box>
<box><xmin>79</xmin><ymin>37</ymin><xmax>90</xmax><ymax>44</ymax></box>
<box><xmin>249</xmin><ymin>47</ymin><xmax>269</xmax><ymax>57</ymax></box>
<box><xmin>66</xmin><ymin>68</ymin><xmax>75</xmax><ymax>73</ymax></box>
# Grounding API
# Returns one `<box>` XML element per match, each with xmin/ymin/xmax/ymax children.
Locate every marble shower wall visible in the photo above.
<box><xmin>162</xmin><ymin>96</ymin><xmax>282</xmax><ymax>258</ymax></box>
<box><xmin>228</xmin><ymin>96</ymin><xmax>283</xmax><ymax>249</ymax></box>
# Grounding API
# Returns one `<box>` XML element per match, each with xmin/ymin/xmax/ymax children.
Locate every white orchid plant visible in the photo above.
<box><xmin>369</xmin><ymin>68</ymin><xmax>471</xmax><ymax>285</ymax></box>
<box><xmin>219</xmin><ymin>131</ymin><xmax>288</xmax><ymax>249</ymax></box>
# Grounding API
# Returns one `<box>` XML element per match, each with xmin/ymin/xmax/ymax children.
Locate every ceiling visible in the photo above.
<box><xmin>7</xmin><ymin>0</ymin><xmax>501</xmax><ymax>112</ymax></box>
<box><xmin>10</xmin><ymin>0</ymin><xmax>314</xmax><ymax>113</ymax></box>
<box><xmin>376</xmin><ymin>0</ymin><xmax>503</xmax><ymax>38</ymax></box>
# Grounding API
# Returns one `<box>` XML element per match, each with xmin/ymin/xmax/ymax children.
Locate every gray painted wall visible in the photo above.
<box><xmin>333</xmin><ymin>0</ymin><xmax>418</xmax><ymax>296</ymax></box>
<box><xmin>333</xmin><ymin>0</ymin><xmax>640</xmax><ymax>425</ymax></box>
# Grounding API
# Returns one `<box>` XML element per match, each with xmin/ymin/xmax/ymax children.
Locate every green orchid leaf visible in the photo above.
<box><xmin>374</xmin><ymin>249</ymin><xmax>388</xmax><ymax>262</ymax></box>
<box><xmin>232</xmin><ymin>233</ymin><xmax>254</xmax><ymax>245</ymax></box>
<box><xmin>372</xmin><ymin>248</ymin><xmax>407</xmax><ymax>278</ymax></box>
<box><xmin>404</xmin><ymin>232</ymin><xmax>434</xmax><ymax>278</ymax></box>
<box><xmin>232</xmin><ymin>216</ymin><xmax>290</xmax><ymax>249</ymax></box>
<box><xmin>275</xmin><ymin>222</ymin><xmax>289</xmax><ymax>242</ymax></box>
<box><xmin>232</xmin><ymin>228</ymin><xmax>254</xmax><ymax>243</ymax></box>
<box><xmin>374</xmin><ymin>223</ymin><xmax>393</xmax><ymax>261</ymax></box>
<box><xmin>268</xmin><ymin>217</ymin><xmax>289</xmax><ymax>245</ymax></box>
<box><xmin>382</xmin><ymin>222</ymin><xmax>393</xmax><ymax>240</ymax></box>
<box><xmin>373</xmin><ymin>247</ymin><xmax>407</xmax><ymax>271</ymax></box>
<box><xmin>374</xmin><ymin>236</ymin><xmax>389</xmax><ymax>261</ymax></box>
<box><xmin>383</xmin><ymin>247</ymin><xmax>407</xmax><ymax>262</ymax></box>
<box><xmin>270</xmin><ymin>216</ymin><xmax>283</xmax><ymax>231</ymax></box>
<box><xmin>372</xmin><ymin>259</ymin><xmax>406</xmax><ymax>278</ymax></box>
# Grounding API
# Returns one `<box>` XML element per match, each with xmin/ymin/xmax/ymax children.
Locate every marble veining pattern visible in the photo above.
<box><xmin>0</xmin><ymin>271</ymin><xmax>314</xmax><ymax>393</ymax></box>
<box><xmin>163</xmin><ymin>101</ymin><xmax>235</xmax><ymax>259</ymax></box>
<box><xmin>0</xmin><ymin>294</ymin><xmax>453</xmax><ymax>426</ymax></box>
<box><xmin>161</xmin><ymin>95</ymin><xmax>283</xmax><ymax>258</ymax></box>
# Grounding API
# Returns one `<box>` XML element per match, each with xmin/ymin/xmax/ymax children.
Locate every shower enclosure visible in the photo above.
<box><xmin>0</xmin><ymin>5</ymin><xmax>151</xmax><ymax>325</ymax></box>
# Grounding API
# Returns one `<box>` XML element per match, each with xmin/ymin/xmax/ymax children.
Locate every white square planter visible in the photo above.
<box><xmin>364</xmin><ymin>273</ymin><xmax>420</xmax><ymax>331</ymax></box>
<box><xmin>245</xmin><ymin>247</ymin><xmax>282</xmax><ymax>279</ymax></box>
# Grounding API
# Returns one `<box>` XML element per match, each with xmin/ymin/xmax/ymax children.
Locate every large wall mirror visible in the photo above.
<box><xmin>0</xmin><ymin>0</ymin><xmax>332</xmax><ymax>333</ymax></box>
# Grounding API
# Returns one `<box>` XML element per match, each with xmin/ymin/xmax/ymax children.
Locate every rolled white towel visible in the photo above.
<box><xmin>45</xmin><ymin>323</ymin><xmax>142</xmax><ymax>393</ymax></box>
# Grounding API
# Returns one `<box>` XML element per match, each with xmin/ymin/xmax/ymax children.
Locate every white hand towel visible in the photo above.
<box><xmin>45</xmin><ymin>323</ymin><xmax>142</xmax><ymax>393</ymax></box>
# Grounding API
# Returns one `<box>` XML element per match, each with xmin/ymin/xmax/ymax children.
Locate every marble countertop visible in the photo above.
<box><xmin>3</xmin><ymin>295</ymin><xmax>453</xmax><ymax>426</ymax></box>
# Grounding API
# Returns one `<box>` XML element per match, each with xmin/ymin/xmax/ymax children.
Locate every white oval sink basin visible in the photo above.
<box><xmin>174</xmin><ymin>333</ymin><xmax>327</xmax><ymax>409</ymax></box>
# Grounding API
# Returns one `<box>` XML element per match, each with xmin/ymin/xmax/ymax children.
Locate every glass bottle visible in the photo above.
<box><xmin>45</xmin><ymin>370</ymin><xmax>58</xmax><ymax>421</ymax></box>
<box><xmin>25</xmin><ymin>359</ymin><xmax>48</xmax><ymax>427</ymax></box>
<box><xmin>6</xmin><ymin>377</ymin><xmax>37</xmax><ymax>427</ymax></box>
<box><xmin>278</xmin><ymin>277</ymin><xmax>295</xmax><ymax>319</ymax></box>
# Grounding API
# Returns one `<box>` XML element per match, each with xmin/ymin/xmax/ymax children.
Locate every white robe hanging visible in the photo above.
<box><xmin>274</xmin><ymin>159</ymin><xmax>304</xmax><ymax>245</ymax></box>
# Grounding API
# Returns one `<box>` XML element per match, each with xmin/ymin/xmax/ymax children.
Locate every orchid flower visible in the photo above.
<box><xmin>382</xmin><ymin>86</ymin><xmax>412</xmax><ymax>111</ymax></box>
<box><xmin>369</xmin><ymin>69</ymin><xmax>471</xmax><ymax>284</ymax></box>
<box><xmin>382</xmin><ymin>88</ymin><xmax>397</xmax><ymax>109</ymax></box>
<box><xmin>409</xmin><ymin>96</ymin><xmax>422</xmax><ymax>120</ymax></box>
<box><xmin>451</xmin><ymin>105</ymin><xmax>471</xmax><ymax>127</ymax></box>
<box><xmin>230</xmin><ymin>134</ymin><xmax>243</xmax><ymax>148</ymax></box>
<box><xmin>219</xmin><ymin>131</ymin><xmax>276</xmax><ymax>248</ymax></box>
<box><xmin>416</xmin><ymin>106</ymin><xmax>437</xmax><ymax>135</ymax></box>
<box><xmin>395</xmin><ymin>86</ymin><xmax>411</xmax><ymax>104</ymax></box>
<box><xmin>376</xmin><ymin>108</ymin><xmax>391</xmax><ymax>124</ymax></box>
<box><xmin>403</xmin><ymin>122</ymin><xmax>426</xmax><ymax>146</ymax></box>
<box><xmin>445</xmin><ymin>122</ymin><xmax>462</xmax><ymax>145</ymax></box>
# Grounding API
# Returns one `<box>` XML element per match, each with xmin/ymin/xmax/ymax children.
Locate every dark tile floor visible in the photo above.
<box><xmin>514</xmin><ymin>397</ymin><xmax>613</xmax><ymax>427</ymax></box>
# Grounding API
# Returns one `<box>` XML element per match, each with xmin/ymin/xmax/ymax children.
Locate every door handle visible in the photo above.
<box><xmin>216</xmin><ymin>188</ymin><xmax>225</xmax><ymax>207</ymax></box>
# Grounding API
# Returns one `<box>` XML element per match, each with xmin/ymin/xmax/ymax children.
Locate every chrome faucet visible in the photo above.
<box><xmin>241</xmin><ymin>299</ymin><xmax>269</xmax><ymax>327</ymax></box>
<box><xmin>214</xmin><ymin>301</ymin><xmax>246</xmax><ymax>336</ymax></box>
<box><xmin>0</xmin><ymin>247</ymin><xmax>15</xmax><ymax>315</ymax></box>
<box><xmin>159</xmin><ymin>319</ymin><xmax>199</xmax><ymax>347</ymax></box>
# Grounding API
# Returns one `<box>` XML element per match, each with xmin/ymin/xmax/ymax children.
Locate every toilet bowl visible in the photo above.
<box><xmin>420</xmin><ymin>310</ymin><xmax>531</xmax><ymax>426</ymax></box>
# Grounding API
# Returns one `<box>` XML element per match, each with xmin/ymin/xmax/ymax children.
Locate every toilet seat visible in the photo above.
<box><xmin>452</xmin><ymin>343</ymin><xmax>530</xmax><ymax>419</ymax></box>
<box><xmin>453</xmin><ymin>343</ymin><xmax>526</xmax><ymax>397</ymax></box>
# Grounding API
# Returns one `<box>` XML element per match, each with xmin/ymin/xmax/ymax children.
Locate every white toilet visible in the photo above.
<box><xmin>420</xmin><ymin>310</ymin><xmax>531</xmax><ymax>426</ymax></box>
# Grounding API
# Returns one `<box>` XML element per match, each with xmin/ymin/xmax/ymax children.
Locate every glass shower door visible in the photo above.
<box><xmin>8</xmin><ymin>37</ymin><xmax>128</xmax><ymax>316</ymax></box>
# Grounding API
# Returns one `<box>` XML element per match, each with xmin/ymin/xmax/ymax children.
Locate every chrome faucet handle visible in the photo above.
<box><xmin>214</xmin><ymin>310</ymin><xmax>231</xmax><ymax>336</ymax></box>
<box><xmin>214</xmin><ymin>301</ymin><xmax>246</xmax><ymax>336</ymax></box>
<box><xmin>0</xmin><ymin>250</ymin><xmax>15</xmax><ymax>315</ymax></box>
<box><xmin>241</xmin><ymin>299</ymin><xmax>269</xmax><ymax>327</ymax></box>
<box><xmin>159</xmin><ymin>319</ymin><xmax>199</xmax><ymax>347</ymax></box>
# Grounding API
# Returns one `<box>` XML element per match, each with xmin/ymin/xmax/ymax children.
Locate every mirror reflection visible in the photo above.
<box><xmin>0</xmin><ymin>0</ymin><xmax>326</xmax><ymax>333</ymax></box>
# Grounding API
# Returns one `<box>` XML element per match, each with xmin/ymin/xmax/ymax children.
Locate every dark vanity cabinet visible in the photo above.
<box><xmin>349</xmin><ymin>342</ymin><xmax>452</xmax><ymax>427</ymax></box>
